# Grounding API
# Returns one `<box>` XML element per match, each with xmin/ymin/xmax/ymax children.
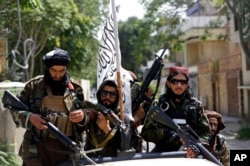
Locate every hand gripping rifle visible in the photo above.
<box><xmin>95</xmin><ymin>103</ymin><xmax>128</xmax><ymax>131</ymax></box>
<box><xmin>147</xmin><ymin>106</ymin><xmax>222</xmax><ymax>166</ymax></box>
<box><xmin>85</xmin><ymin>100</ymin><xmax>128</xmax><ymax>132</ymax></box>
<box><xmin>132</xmin><ymin>49</ymin><xmax>165</xmax><ymax>112</ymax></box>
<box><xmin>94</xmin><ymin>103</ymin><xmax>132</xmax><ymax>152</ymax></box>
<box><xmin>2</xmin><ymin>90</ymin><xmax>97</xmax><ymax>166</ymax></box>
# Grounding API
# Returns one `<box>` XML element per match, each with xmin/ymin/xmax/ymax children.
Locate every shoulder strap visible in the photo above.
<box><xmin>67</xmin><ymin>81</ymin><xmax>87</xmax><ymax>109</ymax></box>
<box><xmin>216</xmin><ymin>134</ymin><xmax>225</xmax><ymax>151</ymax></box>
<box><xmin>28</xmin><ymin>77</ymin><xmax>46</xmax><ymax>111</ymax></box>
<box><xmin>186</xmin><ymin>97</ymin><xmax>200</xmax><ymax>131</ymax></box>
<box><xmin>90</xmin><ymin>123</ymin><xmax>117</xmax><ymax>148</ymax></box>
<box><xmin>65</xmin><ymin>82</ymin><xmax>81</xmax><ymax>109</ymax></box>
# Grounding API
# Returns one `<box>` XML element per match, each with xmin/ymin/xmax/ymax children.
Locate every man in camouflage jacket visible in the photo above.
<box><xmin>10</xmin><ymin>48</ymin><xmax>88</xmax><ymax>166</ymax></box>
<box><xmin>205</xmin><ymin>110</ymin><xmax>230</xmax><ymax>166</ymax></box>
<box><xmin>141</xmin><ymin>66</ymin><xmax>211</xmax><ymax>158</ymax></box>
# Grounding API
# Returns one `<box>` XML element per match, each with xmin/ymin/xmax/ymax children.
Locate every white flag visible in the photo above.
<box><xmin>97</xmin><ymin>1</ymin><xmax>133</xmax><ymax>116</ymax></box>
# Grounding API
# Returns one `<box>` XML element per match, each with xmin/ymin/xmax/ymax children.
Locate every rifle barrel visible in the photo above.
<box><xmin>149</xmin><ymin>106</ymin><xmax>222</xmax><ymax>166</ymax></box>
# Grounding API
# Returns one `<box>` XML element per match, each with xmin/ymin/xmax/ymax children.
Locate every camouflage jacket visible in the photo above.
<box><xmin>141</xmin><ymin>94</ymin><xmax>211</xmax><ymax>152</ymax></box>
<box><xmin>211</xmin><ymin>134</ymin><xmax>230</xmax><ymax>166</ymax></box>
<box><xmin>10</xmin><ymin>75</ymin><xmax>88</xmax><ymax>159</ymax></box>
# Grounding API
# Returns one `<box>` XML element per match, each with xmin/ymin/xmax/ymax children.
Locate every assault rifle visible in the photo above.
<box><xmin>147</xmin><ymin>106</ymin><xmax>222</xmax><ymax>166</ymax></box>
<box><xmin>87</xmin><ymin>102</ymin><xmax>132</xmax><ymax>152</ymax></box>
<box><xmin>2</xmin><ymin>90</ymin><xmax>97</xmax><ymax>166</ymax></box>
<box><xmin>95</xmin><ymin>103</ymin><xmax>127</xmax><ymax>132</ymax></box>
<box><xmin>132</xmin><ymin>49</ymin><xmax>165</xmax><ymax>112</ymax></box>
<box><xmin>84</xmin><ymin>100</ymin><xmax>130</xmax><ymax>132</ymax></box>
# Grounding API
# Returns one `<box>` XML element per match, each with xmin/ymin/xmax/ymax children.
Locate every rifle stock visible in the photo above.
<box><xmin>147</xmin><ymin>106</ymin><xmax>222</xmax><ymax>166</ymax></box>
<box><xmin>2</xmin><ymin>90</ymin><xmax>30</xmax><ymax>110</ymax></box>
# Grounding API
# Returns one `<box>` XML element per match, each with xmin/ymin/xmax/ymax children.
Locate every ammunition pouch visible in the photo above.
<box><xmin>42</xmin><ymin>94</ymin><xmax>73</xmax><ymax>139</ymax></box>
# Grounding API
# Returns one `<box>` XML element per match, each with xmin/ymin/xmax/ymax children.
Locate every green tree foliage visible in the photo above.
<box><xmin>0</xmin><ymin>145</ymin><xmax>21</xmax><ymax>166</ymax></box>
<box><xmin>118</xmin><ymin>17</ymin><xmax>154</xmax><ymax>75</ymax></box>
<box><xmin>0</xmin><ymin>0</ymin><xmax>108</xmax><ymax>86</ymax></box>
<box><xmin>117</xmin><ymin>0</ymin><xmax>195</xmax><ymax>77</ymax></box>
<box><xmin>139</xmin><ymin>0</ymin><xmax>195</xmax><ymax>52</ymax></box>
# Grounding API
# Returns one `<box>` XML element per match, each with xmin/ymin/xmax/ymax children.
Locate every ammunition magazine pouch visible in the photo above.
<box><xmin>42</xmin><ymin>87</ymin><xmax>73</xmax><ymax>139</ymax></box>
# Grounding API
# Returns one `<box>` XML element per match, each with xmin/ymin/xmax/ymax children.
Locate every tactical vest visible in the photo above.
<box><xmin>42</xmin><ymin>86</ymin><xmax>73</xmax><ymax>138</ymax></box>
<box><xmin>158</xmin><ymin>94</ymin><xmax>199</xmax><ymax>130</ymax></box>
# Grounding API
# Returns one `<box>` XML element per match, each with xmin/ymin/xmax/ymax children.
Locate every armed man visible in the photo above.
<box><xmin>205</xmin><ymin>110</ymin><xmax>230</xmax><ymax>166</ymax></box>
<box><xmin>9</xmin><ymin>48</ymin><xmax>88</xmax><ymax>166</ymax></box>
<box><xmin>130</xmin><ymin>71</ymin><xmax>155</xmax><ymax>152</ymax></box>
<box><xmin>130</xmin><ymin>51</ymin><xmax>164</xmax><ymax>152</ymax></box>
<box><xmin>84</xmin><ymin>80</ymin><xmax>132</xmax><ymax>157</ymax></box>
<box><xmin>141</xmin><ymin>66</ymin><xmax>211</xmax><ymax>158</ymax></box>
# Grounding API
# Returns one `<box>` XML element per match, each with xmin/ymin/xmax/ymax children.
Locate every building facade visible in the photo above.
<box><xmin>169</xmin><ymin>0</ymin><xmax>245</xmax><ymax>118</ymax></box>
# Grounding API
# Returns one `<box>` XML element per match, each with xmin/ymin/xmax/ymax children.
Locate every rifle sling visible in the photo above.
<box><xmin>90</xmin><ymin>123</ymin><xmax>117</xmax><ymax>148</ymax></box>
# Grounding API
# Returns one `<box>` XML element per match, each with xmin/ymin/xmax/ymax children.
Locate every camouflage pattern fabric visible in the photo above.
<box><xmin>130</xmin><ymin>82</ymin><xmax>141</xmax><ymax>104</ymax></box>
<box><xmin>10</xmin><ymin>75</ymin><xmax>86</xmax><ymax>160</ymax></box>
<box><xmin>141</xmin><ymin>95</ymin><xmax>211</xmax><ymax>152</ymax></box>
<box><xmin>212</xmin><ymin>134</ymin><xmax>230</xmax><ymax>166</ymax></box>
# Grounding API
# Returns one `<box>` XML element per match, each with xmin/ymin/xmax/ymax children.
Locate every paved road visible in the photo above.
<box><xmin>219</xmin><ymin>116</ymin><xmax>250</xmax><ymax>150</ymax></box>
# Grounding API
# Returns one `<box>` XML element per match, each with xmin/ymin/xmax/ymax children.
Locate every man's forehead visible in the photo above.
<box><xmin>209</xmin><ymin>117</ymin><xmax>218</xmax><ymax>122</ymax></box>
<box><xmin>50</xmin><ymin>65</ymin><xmax>67</xmax><ymax>70</ymax></box>
<box><xmin>172</xmin><ymin>74</ymin><xmax>187</xmax><ymax>79</ymax></box>
<box><xmin>103</xmin><ymin>85</ymin><xmax>116</xmax><ymax>90</ymax></box>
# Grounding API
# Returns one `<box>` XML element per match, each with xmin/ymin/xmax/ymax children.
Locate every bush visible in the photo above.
<box><xmin>237</xmin><ymin>127</ymin><xmax>250</xmax><ymax>139</ymax></box>
<box><xmin>0</xmin><ymin>145</ymin><xmax>22</xmax><ymax>166</ymax></box>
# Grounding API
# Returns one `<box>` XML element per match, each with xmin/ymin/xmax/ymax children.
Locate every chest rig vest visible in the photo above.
<box><xmin>42</xmin><ymin>86</ymin><xmax>73</xmax><ymax>138</ymax></box>
<box><xmin>159</xmin><ymin>94</ymin><xmax>199</xmax><ymax>130</ymax></box>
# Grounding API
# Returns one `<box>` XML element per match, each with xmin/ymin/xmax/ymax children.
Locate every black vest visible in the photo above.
<box><xmin>158</xmin><ymin>94</ymin><xmax>199</xmax><ymax>131</ymax></box>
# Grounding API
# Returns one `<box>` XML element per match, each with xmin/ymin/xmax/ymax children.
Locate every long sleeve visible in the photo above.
<box><xmin>197</xmin><ymin>105</ymin><xmax>212</xmax><ymax>145</ymax></box>
<box><xmin>10</xmin><ymin>80</ymin><xmax>36</xmax><ymax>129</ymax></box>
<box><xmin>219</xmin><ymin>138</ymin><xmax>230</xmax><ymax>166</ymax></box>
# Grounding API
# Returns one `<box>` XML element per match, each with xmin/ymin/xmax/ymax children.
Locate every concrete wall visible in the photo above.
<box><xmin>201</xmin><ymin>41</ymin><xmax>227</xmax><ymax>60</ymax></box>
<box><xmin>198</xmin><ymin>73</ymin><xmax>212</xmax><ymax>110</ymax></box>
<box><xmin>217</xmin><ymin>72</ymin><xmax>228</xmax><ymax>115</ymax></box>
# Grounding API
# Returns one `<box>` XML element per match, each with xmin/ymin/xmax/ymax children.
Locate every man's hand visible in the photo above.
<box><xmin>87</xmin><ymin>108</ymin><xmax>98</xmax><ymax>121</ymax></box>
<box><xmin>96</xmin><ymin>112</ymin><xmax>111</xmax><ymax>135</ymax></box>
<box><xmin>133</xmin><ymin>102</ymin><xmax>146</xmax><ymax>127</ymax></box>
<box><xmin>69</xmin><ymin>109</ymin><xmax>85</xmax><ymax>123</ymax></box>
<box><xmin>29</xmin><ymin>113</ymin><xmax>47</xmax><ymax>130</ymax></box>
<box><xmin>184</xmin><ymin>145</ymin><xmax>200</xmax><ymax>158</ymax></box>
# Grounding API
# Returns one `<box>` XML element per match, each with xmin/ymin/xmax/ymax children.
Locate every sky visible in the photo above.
<box><xmin>115</xmin><ymin>0</ymin><xmax>145</xmax><ymax>21</ymax></box>
<box><xmin>97</xmin><ymin>0</ymin><xmax>145</xmax><ymax>40</ymax></box>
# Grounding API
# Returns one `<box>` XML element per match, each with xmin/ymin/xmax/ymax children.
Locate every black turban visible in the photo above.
<box><xmin>43</xmin><ymin>48</ymin><xmax>71</xmax><ymax>68</ymax></box>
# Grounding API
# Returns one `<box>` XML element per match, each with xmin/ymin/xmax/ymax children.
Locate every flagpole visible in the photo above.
<box><xmin>111</xmin><ymin>0</ymin><xmax>124</xmax><ymax>122</ymax></box>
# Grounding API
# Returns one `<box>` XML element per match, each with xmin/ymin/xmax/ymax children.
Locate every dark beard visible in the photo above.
<box><xmin>44</xmin><ymin>69</ymin><xmax>70</xmax><ymax>95</ymax></box>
